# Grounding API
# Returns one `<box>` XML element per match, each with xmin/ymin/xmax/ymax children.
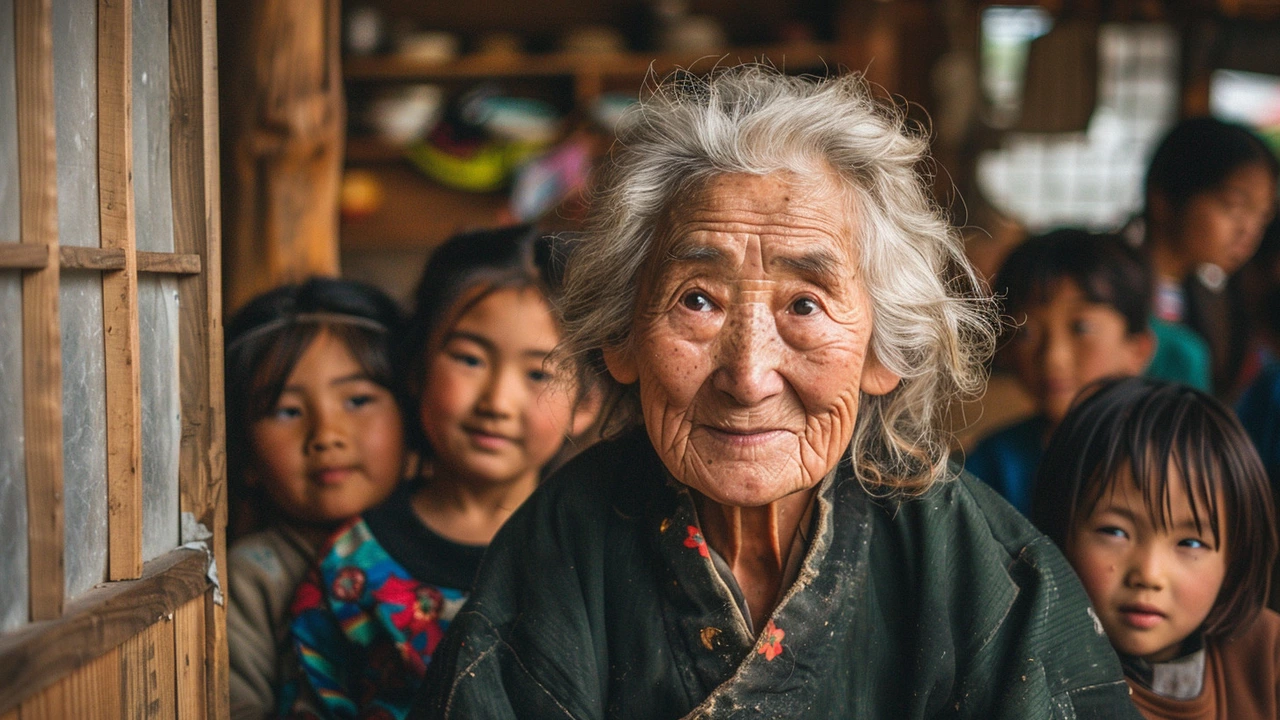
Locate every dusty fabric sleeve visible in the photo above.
<box><xmin>228</xmin><ymin>548</ymin><xmax>284</xmax><ymax>720</ymax></box>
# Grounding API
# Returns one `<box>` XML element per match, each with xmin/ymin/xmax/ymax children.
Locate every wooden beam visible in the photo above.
<box><xmin>18</xmin><ymin>647</ymin><xmax>120</xmax><ymax>720</ymax></box>
<box><xmin>136</xmin><ymin>251</ymin><xmax>201</xmax><ymax>275</ymax></box>
<box><xmin>59</xmin><ymin>246</ymin><xmax>126</xmax><ymax>271</ymax></box>
<box><xmin>171</xmin><ymin>0</ymin><xmax>228</xmax><ymax>714</ymax></box>
<box><xmin>173</xmin><ymin>597</ymin><xmax>207</xmax><ymax>720</ymax></box>
<box><xmin>0</xmin><ymin>243</ymin><xmax>49</xmax><ymax>269</ymax></box>
<box><xmin>99</xmin><ymin>0</ymin><xmax>142</xmax><ymax>582</ymax></box>
<box><xmin>120</xmin><ymin>613</ymin><xmax>176</xmax><ymax>718</ymax></box>
<box><xmin>0</xmin><ymin>549</ymin><xmax>209</xmax><ymax>715</ymax></box>
<box><xmin>16</xmin><ymin>0</ymin><xmax>65</xmax><ymax>622</ymax></box>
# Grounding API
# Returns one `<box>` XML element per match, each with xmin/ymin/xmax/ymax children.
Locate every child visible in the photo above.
<box><xmin>226</xmin><ymin>278</ymin><xmax>409</xmax><ymax>720</ymax></box>
<box><xmin>284</xmin><ymin>226</ymin><xmax>599</xmax><ymax>718</ymax></box>
<box><xmin>1140</xmin><ymin>117</ymin><xmax>1279</xmax><ymax>395</ymax></box>
<box><xmin>965</xmin><ymin>229</ymin><xmax>1154</xmax><ymax>514</ymax></box>
<box><xmin>1032</xmin><ymin>376</ymin><xmax>1280</xmax><ymax>718</ymax></box>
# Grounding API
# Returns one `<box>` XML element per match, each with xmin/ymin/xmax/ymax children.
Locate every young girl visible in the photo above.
<box><xmin>1032</xmin><ymin>376</ymin><xmax>1280</xmax><ymax>718</ymax></box>
<box><xmin>1141</xmin><ymin>117</ymin><xmax>1279</xmax><ymax>395</ymax></box>
<box><xmin>965</xmin><ymin>229</ymin><xmax>1154</xmax><ymax>515</ymax></box>
<box><xmin>225</xmin><ymin>278</ymin><xmax>409</xmax><ymax>720</ymax></box>
<box><xmin>284</xmin><ymin>225</ymin><xmax>599</xmax><ymax>718</ymax></box>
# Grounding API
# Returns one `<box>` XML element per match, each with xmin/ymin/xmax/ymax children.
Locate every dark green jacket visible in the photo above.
<box><xmin>413</xmin><ymin>429</ymin><xmax>1139</xmax><ymax>719</ymax></box>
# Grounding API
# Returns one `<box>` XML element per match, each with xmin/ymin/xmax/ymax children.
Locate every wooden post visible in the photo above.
<box><xmin>99</xmin><ymin>0</ymin><xmax>143</xmax><ymax>582</ymax></box>
<box><xmin>170</xmin><ymin>0</ymin><xmax>228</xmax><ymax>713</ymax></box>
<box><xmin>218</xmin><ymin>0</ymin><xmax>344</xmax><ymax>313</ymax></box>
<box><xmin>15</xmin><ymin>0</ymin><xmax>65</xmax><ymax>621</ymax></box>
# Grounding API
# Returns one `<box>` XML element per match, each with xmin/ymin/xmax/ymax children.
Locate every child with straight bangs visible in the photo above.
<box><xmin>283</xmin><ymin>226</ymin><xmax>600</xmax><ymax>719</ymax></box>
<box><xmin>1031</xmin><ymin>376</ymin><xmax>1280</xmax><ymax>719</ymax></box>
<box><xmin>225</xmin><ymin>278</ymin><xmax>410</xmax><ymax>720</ymax></box>
<box><xmin>966</xmin><ymin>229</ymin><xmax>1155</xmax><ymax>515</ymax></box>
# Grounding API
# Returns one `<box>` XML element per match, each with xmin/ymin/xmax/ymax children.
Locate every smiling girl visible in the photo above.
<box><xmin>224</xmin><ymin>278</ymin><xmax>409</xmax><ymax>720</ymax></box>
<box><xmin>1032</xmin><ymin>376</ymin><xmax>1280</xmax><ymax>718</ymax></box>
<box><xmin>284</xmin><ymin>226</ymin><xmax>599</xmax><ymax>718</ymax></box>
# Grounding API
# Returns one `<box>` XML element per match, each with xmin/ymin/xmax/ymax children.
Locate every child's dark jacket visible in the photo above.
<box><xmin>413</xmin><ymin>429</ymin><xmax>1139</xmax><ymax>719</ymax></box>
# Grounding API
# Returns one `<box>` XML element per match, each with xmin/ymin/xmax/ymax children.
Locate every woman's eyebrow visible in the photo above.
<box><xmin>771</xmin><ymin>248</ymin><xmax>844</xmax><ymax>286</ymax></box>
<box><xmin>663</xmin><ymin>242</ymin><xmax>726</xmax><ymax>266</ymax></box>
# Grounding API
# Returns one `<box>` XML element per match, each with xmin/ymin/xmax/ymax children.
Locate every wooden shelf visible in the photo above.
<box><xmin>339</xmin><ymin>163</ymin><xmax>512</xmax><ymax>252</ymax></box>
<box><xmin>344</xmin><ymin>42</ymin><xmax>840</xmax><ymax>83</ymax></box>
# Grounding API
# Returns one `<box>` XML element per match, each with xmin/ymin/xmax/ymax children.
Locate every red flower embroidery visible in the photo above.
<box><xmin>331</xmin><ymin>567</ymin><xmax>366</xmax><ymax>602</ymax></box>
<box><xmin>758</xmin><ymin>620</ymin><xmax>785</xmax><ymax>661</ymax></box>
<box><xmin>683</xmin><ymin>525</ymin><xmax>709</xmax><ymax>557</ymax></box>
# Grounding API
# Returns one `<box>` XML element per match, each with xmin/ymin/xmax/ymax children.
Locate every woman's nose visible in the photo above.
<box><xmin>712</xmin><ymin>300</ymin><xmax>785</xmax><ymax>405</ymax></box>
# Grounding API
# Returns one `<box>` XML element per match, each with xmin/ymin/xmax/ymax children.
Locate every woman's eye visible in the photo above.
<box><xmin>791</xmin><ymin>297</ymin><xmax>820</xmax><ymax>316</ymax></box>
<box><xmin>680</xmin><ymin>291</ymin><xmax>715</xmax><ymax>312</ymax></box>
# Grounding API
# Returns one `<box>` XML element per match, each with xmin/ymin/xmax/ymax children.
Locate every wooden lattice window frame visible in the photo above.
<box><xmin>0</xmin><ymin>0</ymin><xmax>227</xmax><ymax>715</ymax></box>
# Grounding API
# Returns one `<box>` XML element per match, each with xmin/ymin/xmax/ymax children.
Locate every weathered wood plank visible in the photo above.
<box><xmin>121</xmin><ymin>616</ymin><xmax>176</xmax><ymax>719</ymax></box>
<box><xmin>99</xmin><ymin>0</ymin><xmax>143</xmax><ymax>582</ymax></box>
<box><xmin>15</xmin><ymin>681</ymin><xmax>63</xmax><ymax>720</ymax></box>
<box><xmin>0</xmin><ymin>549</ymin><xmax>209</xmax><ymax>715</ymax></box>
<box><xmin>16</xmin><ymin>0</ymin><xmax>65</xmax><ymax>622</ymax></box>
<box><xmin>173</xmin><ymin>597</ymin><xmax>207</xmax><ymax>720</ymax></box>
<box><xmin>171</xmin><ymin>0</ymin><xmax>228</xmax><ymax>713</ymax></box>
<box><xmin>0</xmin><ymin>243</ymin><xmax>49</xmax><ymax>269</ymax></box>
<box><xmin>59</xmin><ymin>245</ymin><xmax>126</xmax><ymax>270</ymax></box>
<box><xmin>136</xmin><ymin>251</ymin><xmax>201</xmax><ymax>274</ymax></box>
<box><xmin>51</xmin><ymin>647</ymin><xmax>120</xmax><ymax>720</ymax></box>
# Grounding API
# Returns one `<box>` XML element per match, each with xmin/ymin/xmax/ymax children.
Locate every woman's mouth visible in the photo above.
<box><xmin>1118</xmin><ymin>604</ymin><xmax>1166</xmax><ymax>630</ymax></box>
<box><xmin>703</xmin><ymin>426</ymin><xmax>788</xmax><ymax>448</ymax></box>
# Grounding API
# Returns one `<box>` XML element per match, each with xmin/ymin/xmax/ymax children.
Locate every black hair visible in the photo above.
<box><xmin>224</xmin><ymin>277</ymin><xmax>405</xmax><ymax>535</ymax></box>
<box><xmin>1144</xmin><ymin>116</ymin><xmax>1279</xmax><ymax>217</ymax></box>
<box><xmin>1031</xmin><ymin>376</ymin><xmax>1277</xmax><ymax>640</ymax></box>
<box><xmin>994</xmin><ymin>229</ymin><xmax>1152</xmax><ymax>336</ymax></box>
<box><xmin>400</xmin><ymin>224</ymin><xmax>566</xmax><ymax>460</ymax></box>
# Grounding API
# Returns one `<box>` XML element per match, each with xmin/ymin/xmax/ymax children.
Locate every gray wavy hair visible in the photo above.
<box><xmin>558</xmin><ymin>65</ymin><xmax>997</xmax><ymax>495</ymax></box>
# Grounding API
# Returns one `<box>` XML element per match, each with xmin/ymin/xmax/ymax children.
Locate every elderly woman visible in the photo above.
<box><xmin>412</xmin><ymin>67</ymin><xmax>1138</xmax><ymax>718</ymax></box>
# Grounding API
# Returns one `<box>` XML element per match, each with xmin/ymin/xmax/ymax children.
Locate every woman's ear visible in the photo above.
<box><xmin>602</xmin><ymin>345</ymin><xmax>638</xmax><ymax>384</ymax></box>
<box><xmin>860</xmin><ymin>351</ymin><xmax>901</xmax><ymax>396</ymax></box>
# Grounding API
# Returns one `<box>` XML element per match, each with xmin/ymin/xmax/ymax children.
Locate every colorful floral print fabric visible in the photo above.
<box><xmin>284</xmin><ymin>518</ymin><xmax>468</xmax><ymax>719</ymax></box>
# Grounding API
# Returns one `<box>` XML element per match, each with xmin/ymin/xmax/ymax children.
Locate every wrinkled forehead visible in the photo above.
<box><xmin>645</xmin><ymin>171</ymin><xmax>862</xmax><ymax>284</ymax></box>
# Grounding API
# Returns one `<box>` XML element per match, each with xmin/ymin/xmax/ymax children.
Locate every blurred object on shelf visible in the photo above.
<box><xmin>344</xmin><ymin>5</ymin><xmax>386</xmax><ymax>56</ymax></box>
<box><xmin>561</xmin><ymin>25</ymin><xmax>627</xmax><ymax>55</ymax></box>
<box><xmin>590</xmin><ymin>93</ymin><xmax>638</xmax><ymax>134</ymax></box>
<box><xmin>651</xmin><ymin>0</ymin><xmax>726</xmax><ymax>53</ymax></box>
<box><xmin>510</xmin><ymin>136</ymin><xmax>593</xmax><ymax>221</ymax></box>
<box><xmin>340</xmin><ymin>170</ymin><xmax>385</xmax><ymax>221</ymax></box>
<box><xmin>396</xmin><ymin>31</ymin><xmax>460</xmax><ymax>65</ymax></box>
<box><xmin>473</xmin><ymin>96</ymin><xmax>561</xmax><ymax>144</ymax></box>
<box><xmin>477</xmin><ymin>32</ymin><xmax>524</xmax><ymax>58</ymax></box>
<box><xmin>367</xmin><ymin>84</ymin><xmax>444</xmax><ymax>145</ymax></box>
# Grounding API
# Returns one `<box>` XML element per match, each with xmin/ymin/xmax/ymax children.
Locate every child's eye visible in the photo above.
<box><xmin>346</xmin><ymin>394</ymin><xmax>377</xmax><ymax>410</ymax></box>
<box><xmin>790</xmin><ymin>297</ymin><xmax>820</xmax><ymax>316</ymax></box>
<box><xmin>1070</xmin><ymin>319</ymin><xmax>1094</xmax><ymax>335</ymax></box>
<box><xmin>680</xmin><ymin>290</ymin><xmax>715</xmax><ymax>312</ymax></box>
<box><xmin>1096</xmin><ymin>526</ymin><xmax>1128</xmax><ymax>539</ymax></box>
<box><xmin>1178</xmin><ymin>538</ymin><xmax>1212</xmax><ymax>550</ymax></box>
<box><xmin>271</xmin><ymin>405</ymin><xmax>302</xmax><ymax>421</ymax></box>
<box><xmin>449</xmin><ymin>352</ymin><xmax>484</xmax><ymax>368</ymax></box>
<box><xmin>528</xmin><ymin>369</ymin><xmax>551</xmax><ymax>383</ymax></box>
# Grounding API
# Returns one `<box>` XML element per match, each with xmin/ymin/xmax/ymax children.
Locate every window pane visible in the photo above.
<box><xmin>0</xmin><ymin>272</ymin><xmax>29</xmax><ymax>631</ymax></box>
<box><xmin>140</xmin><ymin>275</ymin><xmax>180</xmax><ymax>560</ymax></box>
<box><xmin>0</xmin><ymin>0</ymin><xmax>18</xmax><ymax>244</ymax></box>
<box><xmin>54</xmin><ymin>0</ymin><xmax>100</xmax><ymax>249</ymax></box>
<box><xmin>62</xmin><ymin>271</ymin><xmax>109</xmax><ymax>597</ymax></box>
<box><xmin>132</xmin><ymin>0</ymin><xmax>172</xmax><ymax>253</ymax></box>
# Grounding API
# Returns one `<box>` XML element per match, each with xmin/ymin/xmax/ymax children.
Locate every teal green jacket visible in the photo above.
<box><xmin>413</xmin><ymin>429</ymin><xmax>1139</xmax><ymax>719</ymax></box>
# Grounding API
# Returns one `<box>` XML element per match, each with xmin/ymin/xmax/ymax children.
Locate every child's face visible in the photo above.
<box><xmin>1010</xmin><ymin>280</ymin><xmax>1152</xmax><ymax>424</ymax></box>
<box><xmin>419</xmin><ymin>287</ymin><xmax>583</xmax><ymax>489</ymax></box>
<box><xmin>1065</xmin><ymin>469</ymin><xmax>1226</xmax><ymax>663</ymax></box>
<box><xmin>1169</xmin><ymin>163</ymin><xmax>1276</xmax><ymax>275</ymax></box>
<box><xmin>248</xmin><ymin>329</ymin><xmax>404</xmax><ymax>527</ymax></box>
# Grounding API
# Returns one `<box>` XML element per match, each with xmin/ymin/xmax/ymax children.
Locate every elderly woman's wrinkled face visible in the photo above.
<box><xmin>604</xmin><ymin>172</ymin><xmax>900</xmax><ymax>508</ymax></box>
